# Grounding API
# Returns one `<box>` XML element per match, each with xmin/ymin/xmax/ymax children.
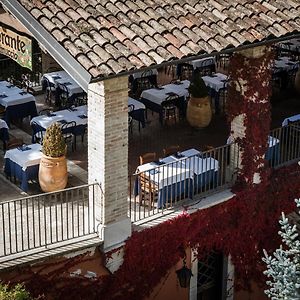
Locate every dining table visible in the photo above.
<box><xmin>0</xmin><ymin>80</ymin><xmax>37</xmax><ymax>126</ymax></box>
<box><xmin>42</xmin><ymin>70</ymin><xmax>85</xmax><ymax>102</ymax></box>
<box><xmin>30</xmin><ymin>105</ymin><xmax>87</xmax><ymax>141</ymax></box>
<box><xmin>0</xmin><ymin>119</ymin><xmax>9</xmax><ymax>148</ymax></box>
<box><xmin>135</xmin><ymin>148</ymin><xmax>219</xmax><ymax>208</ymax></box>
<box><xmin>128</xmin><ymin>97</ymin><xmax>146</xmax><ymax>129</ymax></box>
<box><xmin>4</xmin><ymin>143</ymin><xmax>42</xmax><ymax>192</ymax></box>
<box><xmin>140</xmin><ymin>80</ymin><xmax>189</xmax><ymax>123</ymax></box>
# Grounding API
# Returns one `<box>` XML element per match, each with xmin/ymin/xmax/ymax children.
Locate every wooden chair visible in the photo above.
<box><xmin>31</xmin><ymin>121</ymin><xmax>45</xmax><ymax>144</ymax></box>
<box><xmin>6</xmin><ymin>138</ymin><xmax>24</xmax><ymax>150</ymax></box>
<box><xmin>39</xmin><ymin>109</ymin><xmax>51</xmax><ymax>116</ymax></box>
<box><xmin>139</xmin><ymin>152</ymin><xmax>157</xmax><ymax>165</ymax></box>
<box><xmin>161</xmin><ymin>95</ymin><xmax>179</xmax><ymax>125</ymax></box>
<box><xmin>139</xmin><ymin>172</ymin><xmax>158</xmax><ymax>209</ymax></box>
<box><xmin>61</xmin><ymin>121</ymin><xmax>76</xmax><ymax>152</ymax></box>
<box><xmin>163</xmin><ymin>145</ymin><xmax>180</xmax><ymax>157</ymax></box>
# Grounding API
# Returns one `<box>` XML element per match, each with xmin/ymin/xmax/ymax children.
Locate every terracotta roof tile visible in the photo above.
<box><xmin>13</xmin><ymin>0</ymin><xmax>300</xmax><ymax>79</ymax></box>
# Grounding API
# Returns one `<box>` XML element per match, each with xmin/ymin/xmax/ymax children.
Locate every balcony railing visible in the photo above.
<box><xmin>129</xmin><ymin>121</ymin><xmax>300</xmax><ymax>221</ymax></box>
<box><xmin>0</xmin><ymin>183</ymin><xmax>102</xmax><ymax>259</ymax></box>
<box><xmin>129</xmin><ymin>143</ymin><xmax>240</xmax><ymax>222</ymax></box>
<box><xmin>268</xmin><ymin>122</ymin><xmax>300</xmax><ymax>168</ymax></box>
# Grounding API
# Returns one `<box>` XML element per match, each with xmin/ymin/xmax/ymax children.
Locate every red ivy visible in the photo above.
<box><xmin>227</xmin><ymin>47</ymin><xmax>275</xmax><ymax>188</ymax></box>
<box><xmin>7</xmin><ymin>47</ymin><xmax>299</xmax><ymax>299</ymax></box>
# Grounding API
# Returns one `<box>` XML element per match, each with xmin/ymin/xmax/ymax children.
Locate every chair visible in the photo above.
<box><xmin>163</xmin><ymin>145</ymin><xmax>180</xmax><ymax>157</ymax></box>
<box><xmin>57</xmin><ymin>83</ymin><xmax>70</xmax><ymax>109</ymax></box>
<box><xmin>161</xmin><ymin>95</ymin><xmax>179</xmax><ymax>125</ymax></box>
<box><xmin>139</xmin><ymin>152</ymin><xmax>157</xmax><ymax>165</ymax></box>
<box><xmin>74</xmin><ymin>92</ymin><xmax>88</xmax><ymax>106</ymax></box>
<box><xmin>38</xmin><ymin>109</ymin><xmax>51</xmax><ymax>116</ymax></box>
<box><xmin>179</xmin><ymin>63</ymin><xmax>194</xmax><ymax>81</ymax></box>
<box><xmin>0</xmin><ymin>105</ymin><xmax>6</xmax><ymax>119</ymax></box>
<box><xmin>42</xmin><ymin>77</ymin><xmax>56</xmax><ymax>105</ymax></box>
<box><xmin>31</xmin><ymin>121</ymin><xmax>45</xmax><ymax>144</ymax></box>
<box><xmin>61</xmin><ymin>121</ymin><xmax>76</xmax><ymax>152</ymax></box>
<box><xmin>139</xmin><ymin>173</ymin><xmax>158</xmax><ymax>209</ymax></box>
<box><xmin>6</xmin><ymin>138</ymin><xmax>24</xmax><ymax>150</ymax></box>
<box><xmin>134</xmin><ymin>77</ymin><xmax>153</xmax><ymax>99</ymax></box>
<box><xmin>128</xmin><ymin>104</ymin><xmax>135</xmax><ymax>133</ymax></box>
<box><xmin>218</xmin><ymin>81</ymin><xmax>228</xmax><ymax>114</ymax></box>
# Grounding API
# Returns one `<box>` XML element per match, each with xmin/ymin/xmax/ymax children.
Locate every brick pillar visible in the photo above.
<box><xmin>88</xmin><ymin>76</ymin><xmax>131</xmax><ymax>249</ymax></box>
<box><xmin>228</xmin><ymin>46</ymin><xmax>273</xmax><ymax>186</ymax></box>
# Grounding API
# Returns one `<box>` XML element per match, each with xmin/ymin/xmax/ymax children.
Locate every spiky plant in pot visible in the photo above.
<box><xmin>42</xmin><ymin>122</ymin><xmax>66</xmax><ymax>157</ymax></box>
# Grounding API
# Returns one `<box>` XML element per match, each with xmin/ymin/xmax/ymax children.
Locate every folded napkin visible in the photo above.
<box><xmin>19</xmin><ymin>91</ymin><xmax>27</xmax><ymax>95</ymax></box>
<box><xmin>6</xmin><ymin>85</ymin><xmax>14</xmax><ymax>88</ymax></box>
<box><xmin>0</xmin><ymin>94</ymin><xmax>7</xmax><ymax>98</ymax></box>
<box><xmin>149</xmin><ymin>169</ymin><xmax>160</xmax><ymax>175</ymax></box>
<box><xmin>68</xmin><ymin>107</ymin><xmax>77</xmax><ymax>112</ymax></box>
<box><xmin>172</xmin><ymin>81</ymin><xmax>183</xmax><ymax>85</ymax></box>
<box><xmin>166</xmin><ymin>92</ymin><xmax>178</xmax><ymax>96</ymax></box>
<box><xmin>155</xmin><ymin>86</ymin><xmax>164</xmax><ymax>90</ymax></box>
<box><xmin>63</xmin><ymin>82</ymin><xmax>72</xmax><ymax>86</ymax></box>
<box><xmin>78</xmin><ymin>114</ymin><xmax>87</xmax><ymax>119</ymax></box>
<box><xmin>18</xmin><ymin>146</ymin><xmax>31</xmax><ymax>151</ymax></box>
<box><xmin>173</xmin><ymin>152</ymin><xmax>184</xmax><ymax>159</ymax></box>
<box><xmin>52</xmin><ymin>75</ymin><xmax>61</xmax><ymax>80</ymax></box>
<box><xmin>46</xmin><ymin>113</ymin><xmax>56</xmax><ymax>117</ymax></box>
<box><xmin>58</xmin><ymin>119</ymin><xmax>67</xmax><ymax>124</ymax></box>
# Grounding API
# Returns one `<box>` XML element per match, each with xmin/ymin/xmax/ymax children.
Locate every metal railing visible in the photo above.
<box><xmin>0</xmin><ymin>183</ymin><xmax>102</xmax><ymax>258</ymax></box>
<box><xmin>129</xmin><ymin>143</ymin><xmax>240</xmax><ymax>222</ymax></box>
<box><xmin>269</xmin><ymin>122</ymin><xmax>300</xmax><ymax>168</ymax></box>
<box><xmin>129</xmin><ymin>121</ymin><xmax>300</xmax><ymax>221</ymax></box>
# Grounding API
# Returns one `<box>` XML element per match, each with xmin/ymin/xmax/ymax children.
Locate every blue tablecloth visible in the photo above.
<box><xmin>0</xmin><ymin>127</ymin><xmax>9</xmax><ymax>143</ymax></box>
<box><xmin>265</xmin><ymin>143</ymin><xmax>280</xmax><ymax>164</ymax></box>
<box><xmin>4</xmin><ymin>158</ymin><xmax>39</xmax><ymax>192</ymax></box>
<box><xmin>134</xmin><ymin>170</ymin><xmax>217</xmax><ymax>209</ymax></box>
<box><xmin>129</xmin><ymin>109</ymin><xmax>146</xmax><ymax>128</ymax></box>
<box><xmin>5</xmin><ymin>101</ymin><xmax>38</xmax><ymax>126</ymax></box>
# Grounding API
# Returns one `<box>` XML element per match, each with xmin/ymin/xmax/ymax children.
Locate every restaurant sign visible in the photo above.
<box><xmin>0</xmin><ymin>23</ymin><xmax>32</xmax><ymax>70</ymax></box>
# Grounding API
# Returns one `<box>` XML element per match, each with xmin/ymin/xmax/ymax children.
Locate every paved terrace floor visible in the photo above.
<box><xmin>0</xmin><ymin>68</ymin><xmax>299</xmax><ymax>199</ymax></box>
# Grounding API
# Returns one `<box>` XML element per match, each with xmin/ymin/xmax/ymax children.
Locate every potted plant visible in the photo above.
<box><xmin>186</xmin><ymin>70</ymin><xmax>212</xmax><ymax>128</ymax></box>
<box><xmin>38</xmin><ymin>122</ymin><xmax>68</xmax><ymax>192</ymax></box>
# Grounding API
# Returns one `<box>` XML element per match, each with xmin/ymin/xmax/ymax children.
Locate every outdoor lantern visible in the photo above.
<box><xmin>176</xmin><ymin>257</ymin><xmax>193</xmax><ymax>288</ymax></box>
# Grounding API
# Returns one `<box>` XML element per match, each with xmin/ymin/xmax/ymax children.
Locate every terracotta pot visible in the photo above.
<box><xmin>295</xmin><ymin>69</ymin><xmax>300</xmax><ymax>95</ymax></box>
<box><xmin>186</xmin><ymin>96</ymin><xmax>212</xmax><ymax>128</ymax></box>
<box><xmin>39</xmin><ymin>154</ymin><xmax>68</xmax><ymax>192</ymax></box>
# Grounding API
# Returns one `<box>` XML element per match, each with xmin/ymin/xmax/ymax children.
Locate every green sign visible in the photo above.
<box><xmin>0</xmin><ymin>23</ymin><xmax>32</xmax><ymax>70</ymax></box>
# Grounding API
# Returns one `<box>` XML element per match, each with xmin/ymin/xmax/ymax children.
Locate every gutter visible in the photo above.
<box><xmin>91</xmin><ymin>33</ymin><xmax>300</xmax><ymax>83</ymax></box>
<box><xmin>1</xmin><ymin>0</ymin><xmax>91</xmax><ymax>91</ymax></box>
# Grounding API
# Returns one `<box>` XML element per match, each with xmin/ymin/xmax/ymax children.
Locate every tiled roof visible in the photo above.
<box><xmin>16</xmin><ymin>0</ymin><xmax>300</xmax><ymax>79</ymax></box>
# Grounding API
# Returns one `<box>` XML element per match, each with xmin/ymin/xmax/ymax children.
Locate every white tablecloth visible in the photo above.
<box><xmin>202</xmin><ymin>73</ymin><xmax>228</xmax><ymax>92</ymax></box>
<box><xmin>282</xmin><ymin>114</ymin><xmax>300</xmax><ymax>126</ymax></box>
<box><xmin>0</xmin><ymin>119</ymin><xmax>8</xmax><ymax>129</ymax></box>
<box><xmin>141</xmin><ymin>80</ymin><xmax>190</xmax><ymax>105</ymax></box>
<box><xmin>268</xmin><ymin>136</ymin><xmax>280</xmax><ymax>147</ymax></box>
<box><xmin>132</xmin><ymin>69</ymin><xmax>158</xmax><ymax>79</ymax></box>
<box><xmin>42</xmin><ymin>71</ymin><xmax>84</xmax><ymax>97</ymax></box>
<box><xmin>137</xmin><ymin>148</ymin><xmax>218</xmax><ymax>186</ymax></box>
<box><xmin>274</xmin><ymin>57</ymin><xmax>299</xmax><ymax>72</ymax></box>
<box><xmin>128</xmin><ymin>97</ymin><xmax>145</xmax><ymax>111</ymax></box>
<box><xmin>4</xmin><ymin>143</ymin><xmax>42</xmax><ymax>171</ymax></box>
<box><xmin>189</xmin><ymin>57</ymin><xmax>215</xmax><ymax>69</ymax></box>
<box><xmin>0</xmin><ymin>80</ymin><xmax>35</xmax><ymax>107</ymax></box>
<box><xmin>31</xmin><ymin>105</ymin><xmax>87</xmax><ymax>129</ymax></box>
<box><xmin>278</xmin><ymin>39</ymin><xmax>300</xmax><ymax>52</ymax></box>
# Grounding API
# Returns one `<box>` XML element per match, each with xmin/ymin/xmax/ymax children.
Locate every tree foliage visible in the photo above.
<box><xmin>263</xmin><ymin>199</ymin><xmax>300</xmax><ymax>300</ymax></box>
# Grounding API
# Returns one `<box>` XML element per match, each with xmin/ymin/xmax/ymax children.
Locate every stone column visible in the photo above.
<box><xmin>88</xmin><ymin>76</ymin><xmax>131</xmax><ymax>250</ymax></box>
<box><xmin>227</xmin><ymin>46</ymin><xmax>273</xmax><ymax>186</ymax></box>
